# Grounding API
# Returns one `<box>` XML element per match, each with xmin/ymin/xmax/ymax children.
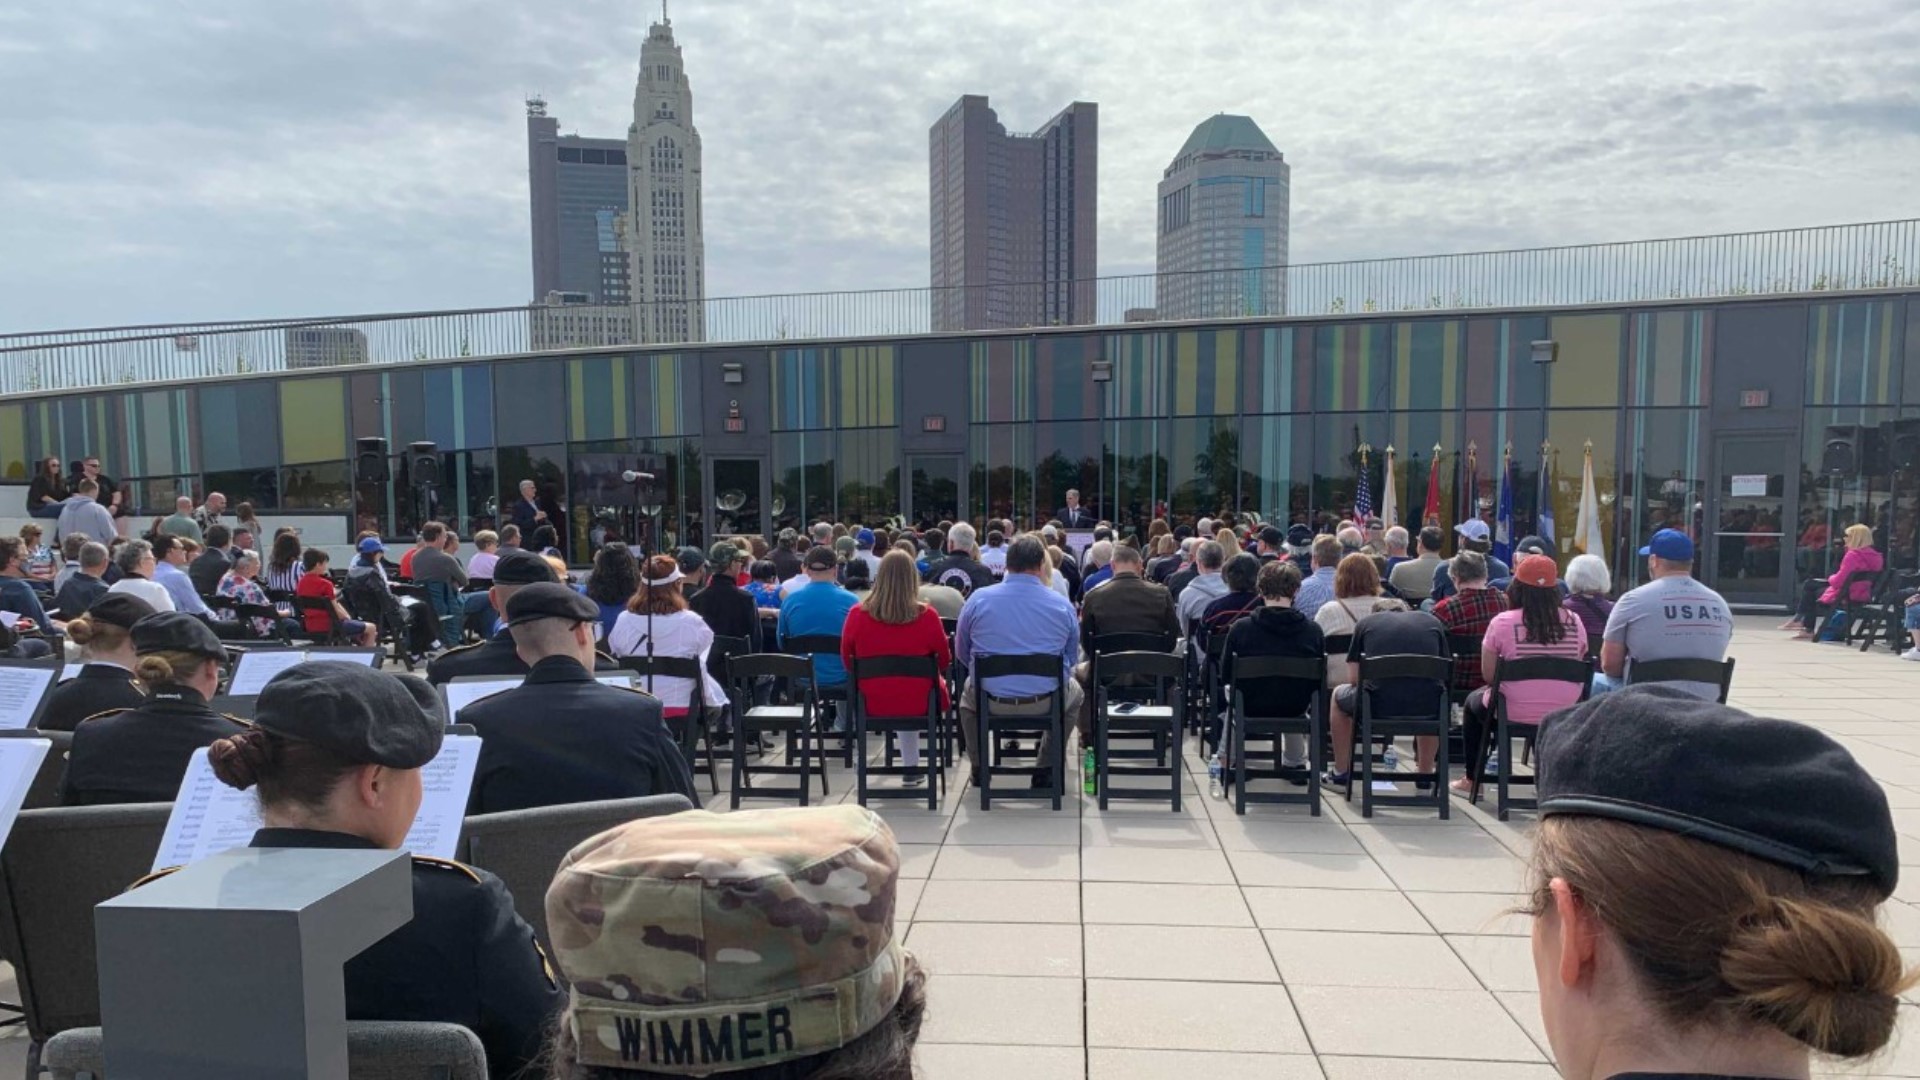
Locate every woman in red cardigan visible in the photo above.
<box><xmin>841</xmin><ymin>549</ymin><xmax>951</xmax><ymax>787</ymax></box>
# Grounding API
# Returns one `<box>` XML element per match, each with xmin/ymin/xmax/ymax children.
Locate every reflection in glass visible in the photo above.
<box><xmin>910</xmin><ymin>456</ymin><xmax>960</xmax><ymax>528</ymax></box>
<box><xmin>712</xmin><ymin>458</ymin><xmax>764</xmax><ymax>538</ymax></box>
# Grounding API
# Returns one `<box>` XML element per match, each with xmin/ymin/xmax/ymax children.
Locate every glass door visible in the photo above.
<box><xmin>710</xmin><ymin>458</ymin><xmax>768</xmax><ymax>540</ymax></box>
<box><xmin>1706</xmin><ymin>434</ymin><xmax>1797</xmax><ymax>608</ymax></box>
<box><xmin>908</xmin><ymin>456</ymin><xmax>961</xmax><ymax>529</ymax></box>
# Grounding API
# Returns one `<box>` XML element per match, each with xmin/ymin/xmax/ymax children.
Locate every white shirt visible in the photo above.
<box><xmin>979</xmin><ymin>546</ymin><xmax>1007</xmax><ymax>574</ymax></box>
<box><xmin>779</xmin><ymin>572</ymin><xmax>811</xmax><ymax>598</ymax></box>
<box><xmin>107</xmin><ymin>577</ymin><xmax>175</xmax><ymax>613</ymax></box>
<box><xmin>607</xmin><ymin>609</ymin><xmax>728</xmax><ymax>710</ymax></box>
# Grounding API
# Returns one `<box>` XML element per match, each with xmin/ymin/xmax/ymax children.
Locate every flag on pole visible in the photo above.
<box><xmin>1423</xmin><ymin>443</ymin><xmax>1443</xmax><ymax>527</ymax></box>
<box><xmin>1353</xmin><ymin>444</ymin><xmax>1373</xmax><ymax>522</ymax></box>
<box><xmin>1493</xmin><ymin>444</ymin><xmax>1515</xmax><ymax>565</ymax></box>
<box><xmin>1380</xmin><ymin>446</ymin><xmax>1399</xmax><ymax>530</ymax></box>
<box><xmin>1537</xmin><ymin>443</ymin><xmax>1556</xmax><ymax>549</ymax></box>
<box><xmin>1575</xmin><ymin>440</ymin><xmax>1607</xmax><ymax>562</ymax></box>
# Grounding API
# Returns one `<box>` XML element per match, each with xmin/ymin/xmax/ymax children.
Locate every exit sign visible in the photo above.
<box><xmin>922</xmin><ymin>415</ymin><xmax>946</xmax><ymax>432</ymax></box>
<box><xmin>724</xmin><ymin>417</ymin><xmax>746</xmax><ymax>433</ymax></box>
<box><xmin>1739</xmin><ymin>389</ymin><xmax>1770</xmax><ymax>408</ymax></box>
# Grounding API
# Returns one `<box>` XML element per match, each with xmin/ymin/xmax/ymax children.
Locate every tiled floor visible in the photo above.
<box><xmin>2</xmin><ymin>615</ymin><xmax>1914</xmax><ymax>1076</ymax></box>
<box><xmin>703</xmin><ymin>616</ymin><xmax>1920</xmax><ymax>1078</ymax></box>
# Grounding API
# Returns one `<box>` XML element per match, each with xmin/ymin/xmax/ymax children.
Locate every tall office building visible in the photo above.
<box><xmin>1155</xmin><ymin>114</ymin><xmax>1290</xmax><ymax>319</ymax></box>
<box><xmin>625</xmin><ymin>9</ymin><xmax>706</xmax><ymax>343</ymax></box>
<box><xmin>929</xmin><ymin>96</ymin><xmax>1097</xmax><ymax>332</ymax></box>
<box><xmin>526</xmin><ymin>98</ymin><xmax>632</xmax><ymax>307</ymax></box>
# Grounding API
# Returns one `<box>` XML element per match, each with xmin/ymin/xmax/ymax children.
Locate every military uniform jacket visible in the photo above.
<box><xmin>244</xmin><ymin>828</ymin><xmax>562</xmax><ymax>1080</ymax></box>
<box><xmin>461</xmin><ymin>656</ymin><xmax>697</xmax><ymax>815</ymax></box>
<box><xmin>60</xmin><ymin>685</ymin><xmax>245</xmax><ymax>805</ymax></box>
<box><xmin>38</xmin><ymin>663</ymin><xmax>145</xmax><ymax>733</ymax></box>
<box><xmin>424</xmin><ymin>630</ymin><xmax>620</xmax><ymax>686</ymax></box>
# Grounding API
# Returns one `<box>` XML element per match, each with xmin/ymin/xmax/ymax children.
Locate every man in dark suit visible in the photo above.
<box><xmin>188</xmin><ymin>524</ymin><xmax>234</xmax><ymax>597</ymax></box>
<box><xmin>1058</xmin><ymin>489</ymin><xmax>1095</xmax><ymax>529</ymax></box>
<box><xmin>460</xmin><ymin>583</ymin><xmax>696</xmax><ymax>814</ymax></box>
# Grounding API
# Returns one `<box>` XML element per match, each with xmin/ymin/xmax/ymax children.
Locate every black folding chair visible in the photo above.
<box><xmin>782</xmin><ymin>633</ymin><xmax>855</xmax><ymax>767</ymax></box>
<box><xmin>1351</xmin><ymin>654</ymin><xmax>1453</xmax><ymax>818</ymax></box>
<box><xmin>618</xmin><ymin>655</ymin><xmax>722</xmax><ymax>796</ymax></box>
<box><xmin>1224</xmin><ymin>654</ymin><xmax>1326</xmax><ymax>816</ymax></box>
<box><xmin>1625</xmin><ymin>656</ymin><xmax>1736</xmax><ymax>703</ymax></box>
<box><xmin>972</xmin><ymin>654</ymin><xmax>1067</xmax><ymax>811</ymax></box>
<box><xmin>1467</xmin><ymin>656</ymin><xmax>1593</xmax><ymax>820</ymax></box>
<box><xmin>291</xmin><ymin>595</ymin><xmax>346</xmax><ymax>645</ymax></box>
<box><xmin>1088</xmin><ymin>632</ymin><xmax>1177</xmax><ymax>764</ymax></box>
<box><xmin>1090</xmin><ymin>652</ymin><xmax>1184</xmax><ymax>810</ymax></box>
<box><xmin>725</xmin><ymin>654</ymin><xmax>828</xmax><ymax>809</ymax></box>
<box><xmin>849</xmin><ymin>656</ymin><xmax>944</xmax><ymax>810</ymax></box>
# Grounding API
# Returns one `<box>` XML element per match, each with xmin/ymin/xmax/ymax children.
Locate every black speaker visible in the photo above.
<box><xmin>1883</xmin><ymin>419</ymin><xmax>1920</xmax><ymax>472</ymax></box>
<box><xmin>408</xmin><ymin>441</ymin><xmax>440</xmax><ymax>487</ymax></box>
<box><xmin>355</xmin><ymin>436</ymin><xmax>389</xmax><ymax>483</ymax></box>
<box><xmin>1821</xmin><ymin>424</ymin><xmax>1883</xmax><ymax>476</ymax></box>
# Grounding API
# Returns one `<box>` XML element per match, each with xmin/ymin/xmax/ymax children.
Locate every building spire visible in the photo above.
<box><xmin>661</xmin><ymin>0</ymin><xmax>669</xmax><ymax>24</ymax></box>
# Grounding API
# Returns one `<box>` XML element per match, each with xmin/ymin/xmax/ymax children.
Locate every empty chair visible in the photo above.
<box><xmin>1088</xmin><ymin>651</ymin><xmax>1185</xmax><ymax>810</ymax></box>
<box><xmin>971</xmin><ymin>654</ymin><xmax>1068</xmax><ymax>811</ymax></box>
<box><xmin>848</xmin><ymin>655</ymin><xmax>944</xmax><ymax>810</ymax></box>
<box><xmin>1224</xmin><ymin>655</ymin><xmax>1325</xmax><ymax>816</ymax></box>
<box><xmin>1088</xmin><ymin>631</ymin><xmax>1177</xmax><ymax>761</ymax></box>
<box><xmin>457</xmin><ymin>793</ymin><xmax>693</xmax><ymax>953</ymax></box>
<box><xmin>43</xmin><ymin>1021</ymin><xmax>489</xmax><ymax>1080</ymax></box>
<box><xmin>725</xmin><ymin>653</ymin><xmax>829</xmax><ymax>808</ymax></box>
<box><xmin>1624</xmin><ymin>657</ymin><xmax>1736</xmax><ymax>703</ymax></box>
<box><xmin>0</xmin><ymin>802</ymin><xmax>172</xmax><ymax>1076</ymax></box>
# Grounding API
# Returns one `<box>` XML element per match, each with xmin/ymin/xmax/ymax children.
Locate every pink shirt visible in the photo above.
<box><xmin>1483</xmin><ymin>608</ymin><xmax>1588</xmax><ymax>725</ymax></box>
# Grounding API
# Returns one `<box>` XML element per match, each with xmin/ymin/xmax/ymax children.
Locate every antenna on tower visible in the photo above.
<box><xmin>661</xmin><ymin>0</ymin><xmax>669</xmax><ymax>23</ymax></box>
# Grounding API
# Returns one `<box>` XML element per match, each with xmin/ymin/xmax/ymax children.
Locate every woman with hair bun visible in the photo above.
<box><xmin>193</xmin><ymin>661</ymin><xmax>561</xmax><ymax>1079</ymax></box>
<box><xmin>37</xmin><ymin>593</ymin><xmax>155</xmax><ymax>733</ymax></box>
<box><xmin>59</xmin><ymin>611</ymin><xmax>245</xmax><ymax>805</ymax></box>
<box><xmin>1529</xmin><ymin>686</ymin><xmax>1915</xmax><ymax>1078</ymax></box>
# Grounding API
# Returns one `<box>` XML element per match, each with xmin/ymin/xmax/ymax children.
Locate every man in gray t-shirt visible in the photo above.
<box><xmin>1598</xmin><ymin>529</ymin><xmax>1733</xmax><ymax>699</ymax></box>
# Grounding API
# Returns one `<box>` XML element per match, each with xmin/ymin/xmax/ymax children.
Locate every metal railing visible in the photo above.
<box><xmin>4</xmin><ymin>218</ymin><xmax>1916</xmax><ymax>396</ymax></box>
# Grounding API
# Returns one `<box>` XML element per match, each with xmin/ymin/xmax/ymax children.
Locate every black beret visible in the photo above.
<box><xmin>492</xmin><ymin>549</ymin><xmax>558</xmax><ymax>586</ymax></box>
<box><xmin>1538</xmin><ymin>686</ymin><xmax>1898</xmax><ymax>896</ymax></box>
<box><xmin>131</xmin><ymin>611</ymin><xmax>225</xmax><ymax>659</ymax></box>
<box><xmin>505</xmin><ymin>582</ymin><xmax>599</xmax><ymax>627</ymax></box>
<box><xmin>254</xmin><ymin>662</ymin><xmax>444</xmax><ymax>769</ymax></box>
<box><xmin>88</xmin><ymin>593</ymin><xmax>156</xmax><ymax>631</ymax></box>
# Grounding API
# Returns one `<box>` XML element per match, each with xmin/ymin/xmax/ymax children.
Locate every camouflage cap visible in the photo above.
<box><xmin>546</xmin><ymin>805</ymin><xmax>905</xmax><ymax>1075</ymax></box>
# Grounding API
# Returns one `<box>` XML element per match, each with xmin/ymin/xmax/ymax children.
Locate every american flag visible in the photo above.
<box><xmin>1353</xmin><ymin>453</ymin><xmax>1373</xmax><ymax>521</ymax></box>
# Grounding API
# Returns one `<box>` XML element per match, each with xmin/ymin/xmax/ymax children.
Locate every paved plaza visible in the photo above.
<box><xmin>1</xmin><ymin>614</ymin><xmax>1916</xmax><ymax>1076</ymax></box>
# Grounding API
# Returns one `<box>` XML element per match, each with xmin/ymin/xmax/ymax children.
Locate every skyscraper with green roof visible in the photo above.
<box><xmin>1156</xmin><ymin>114</ymin><xmax>1290</xmax><ymax>319</ymax></box>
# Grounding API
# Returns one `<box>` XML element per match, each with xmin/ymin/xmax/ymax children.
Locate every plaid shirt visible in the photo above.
<box><xmin>1432</xmin><ymin>586</ymin><xmax>1509</xmax><ymax>693</ymax></box>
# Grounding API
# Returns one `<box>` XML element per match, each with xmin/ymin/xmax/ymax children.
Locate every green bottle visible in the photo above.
<box><xmin>1082</xmin><ymin>747</ymin><xmax>1097</xmax><ymax>795</ymax></box>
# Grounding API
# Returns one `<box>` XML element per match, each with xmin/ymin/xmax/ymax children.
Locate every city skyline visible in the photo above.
<box><xmin>2</xmin><ymin>1</ymin><xmax>1916</xmax><ymax>330</ymax></box>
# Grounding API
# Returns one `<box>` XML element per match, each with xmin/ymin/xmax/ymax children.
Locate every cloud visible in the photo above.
<box><xmin>1</xmin><ymin>0</ymin><xmax>1917</xmax><ymax>330</ymax></box>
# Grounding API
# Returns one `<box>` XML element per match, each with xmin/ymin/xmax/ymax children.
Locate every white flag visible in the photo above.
<box><xmin>1380</xmin><ymin>449</ymin><xmax>1399</xmax><ymax>530</ymax></box>
<box><xmin>1575</xmin><ymin>444</ymin><xmax>1606</xmax><ymax>562</ymax></box>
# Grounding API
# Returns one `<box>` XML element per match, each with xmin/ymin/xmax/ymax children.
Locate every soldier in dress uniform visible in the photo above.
<box><xmin>37</xmin><ymin>593</ymin><xmax>153</xmax><ymax>733</ymax></box>
<box><xmin>130</xmin><ymin>661</ymin><xmax>563</xmax><ymax>1079</ymax></box>
<box><xmin>60</xmin><ymin>611</ymin><xmax>246</xmax><ymax>805</ymax></box>
<box><xmin>462</xmin><ymin>583</ymin><xmax>696</xmax><ymax>814</ymax></box>
<box><xmin>426</xmin><ymin>548</ymin><xmax>619</xmax><ymax>685</ymax></box>
<box><xmin>542</xmin><ymin>804</ymin><xmax>927</xmax><ymax>1077</ymax></box>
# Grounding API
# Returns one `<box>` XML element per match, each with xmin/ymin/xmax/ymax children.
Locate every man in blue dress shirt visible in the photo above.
<box><xmin>954</xmin><ymin>535</ymin><xmax>1081</xmax><ymax>783</ymax></box>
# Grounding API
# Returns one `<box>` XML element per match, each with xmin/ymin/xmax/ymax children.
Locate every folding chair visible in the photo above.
<box><xmin>617</xmin><ymin>656</ymin><xmax>721</xmax><ymax>796</ymax></box>
<box><xmin>848</xmin><ymin>655</ymin><xmax>944</xmax><ymax>810</ymax></box>
<box><xmin>1466</xmin><ymin>656</ymin><xmax>1593</xmax><ymax>820</ymax></box>
<box><xmin>1224</xmin><ymin>655</ymin><xmax>1325</xmax><ymax>816</ymax></box>
<box><xmin>1625</xmin><ymin>656</ymin><xmax>1736</xmax><ymax>703</ymax></box>
<box><xmin>782</xmin><ymin>633</ymin><xmax>855</xmax><ymax>767</ymax></box>
<box><xmin>971</xmin><ymin>654</ymin><xmax>1067</xmax><ymax>811</ymax></box>
<box><xmin>1090</xmin><ymin>652</ymin><xmax>1184</xmax><ymax>810</ymax></box>
<box><xmin>1351</xmin><ymin>654</ymin><xmax>1453</xmax><ymax>818</ymax></box>
<box><xmin>457</xmin><ymin>793</ymin><xmax>693</xmax><ymax>953</ymax></box>
<box><xmin>293</xmin><ymin>595</ymin><xmax>347</xmax><ymax>646</ymax></box>
<box><xmin>726</xmin><ymin>654</ymin><xmax>828</xmax><ymax>809</ymax></box>
<box><xmin>1089</xmin><ymin>632</ymin><xmax>1177</xmax><ymax>765</ymax></box>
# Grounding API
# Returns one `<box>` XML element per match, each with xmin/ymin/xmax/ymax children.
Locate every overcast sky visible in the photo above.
<box><xmin>2</xmin><ymin>0</ymin><xmax>1917</xmax><ymax>331</ymax></box>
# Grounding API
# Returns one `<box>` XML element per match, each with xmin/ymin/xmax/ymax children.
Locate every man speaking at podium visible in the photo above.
<box><xmin>1058</xmin><ymin>489</ymin><xmax>1096</xmax><ymax>529</ymax></box>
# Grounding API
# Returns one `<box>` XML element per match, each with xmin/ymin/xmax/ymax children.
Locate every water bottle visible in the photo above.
<box><xmin>1082</xmin><ymin>747</ymin><xmax>1097</xmax><ymax>796</ymax></box>
<box><xmin>1382</xmin><ymin>742</ymin><xmax>1400</xmax><ymax>771</ymax></box>
<box><xmin>1208</xmin><ymin>753</ymin><xmax>1225</xmax><ymax>799</ymax></box>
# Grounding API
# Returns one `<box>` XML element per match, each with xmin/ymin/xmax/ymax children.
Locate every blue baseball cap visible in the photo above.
<box><xmin>855</xmin><ymin>528</ymin><xmax>876</xmax><ymax>549</ymax></box>
<box><xmin>1638</xmin><ymin>528</ymin><xmax>1694</xmax><ymax>561</ymax></box>
<box><xmin>357</xmin><ymin>537</ymin><xmax>385</xmax><ymax>555</ymax></box>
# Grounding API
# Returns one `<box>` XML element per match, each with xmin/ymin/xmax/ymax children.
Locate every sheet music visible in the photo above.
<box><xmin>0</xmin><ymin>612</ymin><xmax>23</xmax><ymax>630</ymax></box>
<box><xmin>154</xmin><ymin>736</ymin><xmax>482</xmax><ymax>870</ymax></box>
<box><xmin>307</xmin><ymin>650</ymin><xmax>380</xmax><ymax>668</ymax></box>
<box><xmin>399</xmin><ymin>735</ymin><xmax>480</xmax><ymax>858</ymax></box>
<box><xmin>60</xmin><ymin>663</ymin><xmax>84</xmax><ymax>683</ymax></box>
<box><xmin>0</xmin><ymin>739</ymin><xmax>51</xmax><ymax>849</ymax></box>
<box><xmin>443</xmin><ymin>678</ymin><xmax>520</xmax><ymax>720</ymax></box>
<box><xmin>226</xmin><ymin>650</ymin><xmax>312</xmax><ymax>696</ymax></box>
<box><xmin>596</xmin><ymin>673</ymin><xmax>635</xmax><ymax>689</ymax></box>
<box><xmin>0</xmin><ymin>666</ymin><xmax>56</xmax><ymax>732</ymax></box>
